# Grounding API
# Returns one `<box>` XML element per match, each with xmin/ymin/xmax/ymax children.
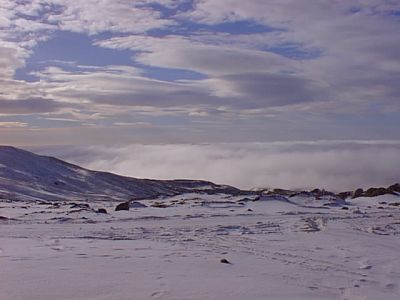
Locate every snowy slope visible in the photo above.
<box><xmin>1</xmin><ymin>192</ymin><xmax>400</xmax><ymax>300</ymax></box>
<box><xmin>0</xmin><ymin>146</ymin><xmax>242</xmax><ymax>202</ymax></box>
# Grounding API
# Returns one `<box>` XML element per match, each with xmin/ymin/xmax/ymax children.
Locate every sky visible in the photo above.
<box><xmin>1</xmin><ymin>0</ymin><xmax>400</xmax><ymax>189</ymax></box>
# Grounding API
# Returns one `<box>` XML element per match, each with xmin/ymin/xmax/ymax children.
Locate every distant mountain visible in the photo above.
<box><xmin>0</xmin><ymin>146</ymin><xmax>242</xmax><ymax>202</ymax></box>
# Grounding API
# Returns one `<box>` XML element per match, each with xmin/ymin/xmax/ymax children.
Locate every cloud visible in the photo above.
<box><xmin>202</xmin><ymin>72</ymin><xmax>330</xmax><ymax>107</ymax></box>
<box><xmin>46</xmin><ymin>0</ymin><xmax>174</xmax><ymax>34</ymax></box>
<box><xmin>97</xmin><ymin>35</ymin><xmax>296</xmax><ymax>76</ymax></box>
<box><xmin>33</xmin><ymin>59</ymin><xmax>324</xmax><ymax>112</ymax></box>
<box><xmin>0</xmin><ymin>98</ymin><xmax>66</xmax><ymax>115</ymax></box>
<box><xmin>34</xmin><ymin>141</ymin><xmax>400</xmax><ymax>191</ymax></box>
<box><xmin>0</xmin><ymin>44</ymin><xmax>26</xmax><ymax>77</ymax></box>
<box><xmin>183</xmin><ymin>0</ymin><xmax>400</xmax><ymax>110</ymax></box>
<box><xmin>33</xmin><ymin>65</ymin><xmax>215</xmax><ymax>108</ymax></box>
<box><xmin>0</xmin><ymin>0</ymin><xmax>399</xmax><ymax>144</ymax></box>
<box><xmin>1</xmin><ymin>0</ymin><xmax>175</xmax><ymax>35</ymax></box>
<box><xmin>113</xmin><ymin>122</ymin><xmax>152</xmax><ymax>127</ymax></box>
<box><xmin>0</xmin><ymin>122</ymin><xmax>28</xmax><ymax>128</ymax></box>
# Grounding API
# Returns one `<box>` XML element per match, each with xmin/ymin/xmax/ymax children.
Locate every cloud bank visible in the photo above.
<box><xmin>34</xmin><ymin>141</ymin><xmax>400</xmax><ymax>192</ymax></box>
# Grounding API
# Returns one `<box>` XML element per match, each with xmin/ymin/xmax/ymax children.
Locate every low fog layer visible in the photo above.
<box><xmin>34</xmin><ymin>141</ymin><xmax>400</xmax><ymax>192</ymax></box>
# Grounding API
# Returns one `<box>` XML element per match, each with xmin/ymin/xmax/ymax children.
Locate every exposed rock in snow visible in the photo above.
<box><xmin>115</xmin><ymin>202</ymin><xmax>130</xmax><ymax>211</ymax></box>
<box><xmin>352</xmin><ymin>188</ymin><xmax>364</xmax><ymax>199</ymax></box>
<box><xmin>96</xmin><ymin>208</ymin><xmax>107</xmax><ymax>214</ymax></box>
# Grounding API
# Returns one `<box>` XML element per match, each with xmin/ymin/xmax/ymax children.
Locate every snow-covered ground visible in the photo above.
<box><xmin>1</xmin><ymin>193</ymin><xmax>400</xmax><ymax>300</ymax></box>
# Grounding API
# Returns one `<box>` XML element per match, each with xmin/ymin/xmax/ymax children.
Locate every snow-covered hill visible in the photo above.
<box><xmin>0</xmin><ymin>146</ymin><xmax>241</xmax><ymax>202</ymax></box>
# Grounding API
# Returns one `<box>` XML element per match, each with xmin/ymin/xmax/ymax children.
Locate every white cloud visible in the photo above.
<box><xmin>46</xmin><ymin>0</ymin><xmax>174</xmax><ymax>34</ymax></box>
<box><xmin>0</xmin><ymin>122</ymin><xmax>28</xmax><ymax>128</ymax></box>
<box><xmin>113</xmin><ymin>121</ymin><xmax>152</xmax><ymax>127</ymax></box>
<box><xmin>0</xmin><ymin>44</ymin><xmax>27</xmax><ymax>77</ymax></box>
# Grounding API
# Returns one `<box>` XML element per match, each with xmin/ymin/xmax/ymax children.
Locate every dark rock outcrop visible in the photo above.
<box><xmin>70</xmin><ymin>203</ymin><xmax>90</xmax><ymax>209</ymax></box>
<box><xmin>269</xmin><ymin>188</ymin><xmax>296</xmax><ymax>197</ymax></box>
<box><xmin>364</xmin><ymin>187</ymin><xmax>395</xmax><ymax>197</ymax></box>
<box><xmin>337</xmin><ymin>191</ymin><xmax>352</xmax><ymax>200</ymax></box>
<box><xmin>115</xmin><ymin>202</ymin><xmax>130</xmax><ymax>211</ymax></box>
<box><xmin>388</xmin><ymin>183</ymin><xmax>400</xmax><ymax>193</ymax></box>
<box><xmin>97</xmin><ymin>208</ymin><xmax>108</xmax><ymax>214</ymax></box>
<box><xmin>151</xmin><ymin>202</ymin><xmax>169</xmax><ymax>208</ymax></box>
<box><xmin>311</xmin><ymin>189</ymin><xmax>337</xmax><ymax>200</ymax></box>
<box><xmin>220</xmin><ymin>258</ymin><xmax>231</xmax><ymax>264</ymax></box>
<box><xmin>352</xmin><ymin>188</ymin><xmax>364</xmax><ymax>199</ymax></box>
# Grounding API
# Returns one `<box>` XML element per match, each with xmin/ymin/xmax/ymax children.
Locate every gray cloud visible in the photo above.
<box><xmin>34</xmin><ymin>141</ymin><xmax>400</xmax><ymax>192</ymax></box>
<box><xmin>184</xmin><ymin>0</ymin><xmax>400</xmax><ymax>110</ymax></box>
<box><xmin>205</xmin><ymin>72</ymin><xmax>330</xmax><ymax>107</ymax></box>
<box><xmin>96</xmin><ymin>35</ymin><xmax>296</xmax><ymax>76</ymax></box>
<box><xmin>34</xmin><ymin>64</ymin><xmax>326</xmax><ymax>110</ymax></box>
<box><xmin>0</xmin><ymin>98</ymin><xmax>65</xmax><ymax>114</ymax></box>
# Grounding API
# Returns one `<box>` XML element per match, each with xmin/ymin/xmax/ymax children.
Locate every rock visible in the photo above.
<box><xmin>220</xmin><ymin>258</ymin><xmax>231</xmax><ymax>264</ymax></box>
<box><xmin>130</xmin><ymin>201</ymin><xmax>147</xmax><ymax>208</ymax></box>
<box><xmin>70</xmin><ymin>203</ymin><xmax>90</xmax><ymax>209</ymax></box>
<box><xmin>364</xmin><ymin>187</ymin><xmax>394</xmax><ymax>197</ymax></box>
<box><xmin>388</xmin><ymin>183</ymin><xmax>400</xmax><ymax>193</ymax></box>
<box><xmin>151</xmin><ymin>202</ymin><xmax>169</xmax><ymax>208</ymax></box>
<box><xmin>352</xmin><ymin>188</ymin><xmax>364</xmax><ymax>199</ymax></box>
<box><xmin>37</xmin><ymin>201</ymin><xmax>52</xmax><ymax>205</ymax></box>
<box><xmin>290</xmin><ymin>191</ymin><xmax>314</xmax><ymax>198</ymax></box>
<box><xmin>389</xmin><ymin>202</ymin><xmax>400</xmax><ymax>207</ymax></box>
<box><xmin>247</xmin><ymin>208</ymin><xmax>253</xmax><ymax>212</ymax></box>
<box><xmin>270</xmin><ymin>188</ymin><xmax>296</xmax><ymax>196</ymax></box>
<box><xmin>312</xmin><ymin>188</ymin><xmax>334</xmax><ymax>199</ymax></box>
<box><xmin>115</xmin><ymin>201</ymin><xmax>130</xmax><ymax>211</ymax></box>
<box><xmin>341</xmin><ymin>206</ymin><xmax>349</xmax><ymax>210</ymax></box>
<box><xmin>258</xmin><ymin>195</ymin><xmax>289</xmax><ymax>202</ymax></box>
<box><xmin>337</xmin><ymin>191</ymin><xmax>352</xmax><ymax>200</ymax></box>
<box><xmin>97</xmin><ymin>208</ymin><xmax>107</xmax><ymax>214</ymax></box>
